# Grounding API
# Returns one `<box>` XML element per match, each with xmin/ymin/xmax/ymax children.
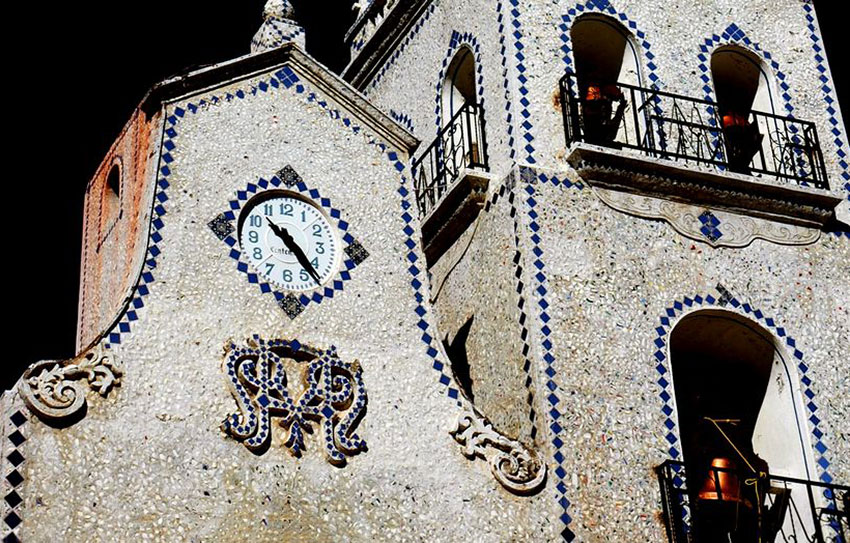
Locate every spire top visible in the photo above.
<box><xmin>251</xmin><ymin>0</ymin><xmax>305</xmax><ymax>54</ymax></box>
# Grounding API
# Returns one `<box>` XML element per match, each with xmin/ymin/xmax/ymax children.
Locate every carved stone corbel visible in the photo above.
<box><xmin>451</xmin><ymin>407</ymin><xmax>547</xmax><ymax>494</ymax></box>
<box><xmin>18</xmin><ymin>343</ymin><xmax>122</xmax><ymax>422</ymax></box>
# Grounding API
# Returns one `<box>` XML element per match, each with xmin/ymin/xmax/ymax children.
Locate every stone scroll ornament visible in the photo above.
<box><xmin>19</xmin><ymin>343</ymin><xmax>123</xmax><ymax>422</ymax></box>
<box><xmin>222</xmin><ymin>337</ymin><xmax>367</xmax><ymax>465</ymax></box>
<box><xmin>451</xmin><ymin>407</ymin><xmax>547</xmax><ymax>494</ymax></box>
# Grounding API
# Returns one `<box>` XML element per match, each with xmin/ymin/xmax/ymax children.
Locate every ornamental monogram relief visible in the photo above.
<box><xmin>222</xmin><ymin>337</ymin><xmax>367</xmax><ymax>465</ymax></box>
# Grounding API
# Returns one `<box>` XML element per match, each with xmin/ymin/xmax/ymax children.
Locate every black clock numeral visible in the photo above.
<box><xmin>311</xmin><ymin>257</ymin><xmax>319</xmax><ymax>268</ymax></box>
<box><xmin>249</xmin><ymin>215</ymin><xmax>262</xmax><ymax>227</ymax></box>
<box><xmin>312</xmin><ymin>224</ymin><xmax>322</xmax><ymax>237</ymax></box>
<box><xmin>315</xmin><ymin>241</ymin><xmax>325</xmax><ymax>254</ymax></box>
<box><xmin>282</xmin><ymin>269</ymin><xmax>293</xmax><ymax>282</ymax></box>
<box><xmin>300</xmin><ymin>269</ymin><xmax>310</xmax><ymax>282</ymax></box>
<box><xmin>263</xmin><ymin>203</ymin><xmax>273</xmax><ymax>216</ymax></box>
<box><xmin>253</xmin><ymin>247</ymin><xmax>263</xmax><ymax>260</ymax></box>
<box><xmin>301</xmin><ymin>210</ymin><xmax>307</xmax><ymax>222</ymax></box>
<box><xmin>280</xmin><ymin>203</ymin><xmax>293</xmax><ymax>217</ymax></box>
<box><xmin>248</xmin><ymin>231</ymin><xmax>259</xmax><ymax>243</ymax></box>
<box><xmin>265</xmin><ymin>263</ymin><xmax>275</xmax><ymax>275</ymax></box>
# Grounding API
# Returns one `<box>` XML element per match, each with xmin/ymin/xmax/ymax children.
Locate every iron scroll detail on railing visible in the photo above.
<box><xmin>656</xmin><ymin>459</ymin><xmax>849</xmax><ymax>543</ymax></box>
<box><xmin>559</xmin><ymin>72</ymin><xmax>830</xmax><ymax>190</ymax></box>
<box><xmin>412</xmin><ymin>101</ymin><xmax>489</xmax><ymax>217</ymax></box>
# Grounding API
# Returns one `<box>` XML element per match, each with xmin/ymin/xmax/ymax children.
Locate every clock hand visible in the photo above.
<box><xmin>265</xmin><ymin>217</ymin><xmax>323</xmax><ymax>286</ymax></box>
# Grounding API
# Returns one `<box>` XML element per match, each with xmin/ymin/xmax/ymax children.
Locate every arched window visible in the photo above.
<box><xmin>711</xmin><ymin>46</ymin><xmax>778</xmax><ymax>174</ymax></box>
<box><xmin>572</xmin><ymin>14</ymin><xmax>641</xmax><ymax>89</ymax></box>
<box><xmin>440</xmin><ymin>46</ymin><xmax>476</xmax><ymax>129</ymax></box>
<box><xmin>670</xmin><ymin>310</ymin><xmax>818</xmax><ymax>540</ymax></box>
<box><xmin>570</xmin><ymin>15</ymin><xmax>643</xmax><ymax>145</ymax></box>
<box><xmin>104</xmin><ymin>162</ymin><xmax>121</xmax><ymax>222</ymax></box>
<box><xmin>435</xmin><ymin>45</ymin><xmax>485</xmax><ymax>181</ymax></box>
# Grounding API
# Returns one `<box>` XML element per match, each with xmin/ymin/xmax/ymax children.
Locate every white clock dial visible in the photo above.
<box><xmin>238</xmin><ymin>193</ymin><xmax>341</xmax><ymax>291</ymax></box>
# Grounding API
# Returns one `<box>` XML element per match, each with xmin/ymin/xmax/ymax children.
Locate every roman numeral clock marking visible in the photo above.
<box><xmin>238</xmin><ymin>192</ymin><xmax>341</xmax><ymax>292</ymax></box>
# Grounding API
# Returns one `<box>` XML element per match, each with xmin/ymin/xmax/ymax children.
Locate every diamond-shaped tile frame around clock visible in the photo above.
<box><xmin>208</xmin><ymin>165</ymin><xmax>369</xmax><ymax>319</ymax></box>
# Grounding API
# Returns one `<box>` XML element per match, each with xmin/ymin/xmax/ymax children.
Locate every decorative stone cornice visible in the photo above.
<box><xmin>18</xmin><ymin>343</ymin><xmax>122</xmax><ymax>423</ymax></box>
<box><xmin>343</xmin><ymin>0</ymin><xmax>433</xmax><ymax>90</ymax></box>
<box><xmin>567</xmin><ymin>143</ymin><xmax>843</xmax><ymax>230</ymax></box>
<box><xmin>451</xmin><ymin>406</ymin><xmax>547</xmax><ymax>495</ymax></box>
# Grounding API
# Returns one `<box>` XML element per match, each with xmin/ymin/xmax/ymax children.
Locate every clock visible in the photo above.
<box><xmin>238</xmin><ymin>192</ymin><xmax>341</xmax><ymax>291</ymax></box>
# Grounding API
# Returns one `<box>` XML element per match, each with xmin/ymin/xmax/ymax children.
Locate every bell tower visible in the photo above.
<box><xmin>3</xmin><ymin>1</ymin><xmax>848</xmax><ymax>542</ymax></box>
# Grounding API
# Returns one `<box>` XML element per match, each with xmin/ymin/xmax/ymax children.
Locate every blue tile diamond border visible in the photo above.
<box><xmin>802</xmin><ymin>3</ymin><xmax>850</xmax><ymax>238</ymax></box>
<box><xmin>389</xmin><ymin>110</ymin><xmax>415</xmax><ymax>133</ymax></box>
<box><xmin>496</xmin><ymin>0</ymin><xmax>518</xmax><ymax>161</ymax></box>
<box><xmin>483</xmin><ymin>175</ymin><xmax>541</xmax><ymax>441</ymax></box>
<box><xmin>652</xmin><ymin>288</ymin><xmax>835</xmax><ymax>491</ymax></box>
<box><xmin>803</xmin><ymin>2</ymin><xmax>850</xmax><ymax>204</ymax></box>
<box><xmin>519</xmin><ymin>166</ymin><xmax>584</xmax><ymax>542</ymax></box>
<box><xmin>2</xmin><ymin>410</ymin><xmax>26</xmax><ymax>543</ymax></box>
<box><xmin>208</xmin><ymin>168</ymin><xmax>369</xmax><ymax>320</ymax></box>
<box><xmin>366</xmin><ymin>3</ymin><xmax>437</xmax><ymax>95</ymax></box>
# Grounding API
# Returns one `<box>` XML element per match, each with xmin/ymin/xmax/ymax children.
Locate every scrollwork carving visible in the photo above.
<box><xmin>18</xmin><ymin>343</ymin><xmax>123</xmax><ymax>422</ymax></box>
<box><xmin>451</xmin><ymin>407</ymin><xmax>546</xmax><ymax>494</ymax></box>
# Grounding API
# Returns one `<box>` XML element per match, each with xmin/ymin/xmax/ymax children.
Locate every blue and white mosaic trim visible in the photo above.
<box><xmin>652</xmin><ymin>288</ymin><xmax>835</xmax><ymax>486</ymax></box>
<box><xmin>504</xmin><ymin>184</ymin><xmax>540</xmax><ymax>440</ymax></box>
<box><xmin>2</xmin><ymin>411</ymin><xmax>26</xmax><ymax>543</ymax></box>
<box><xmin>802</xmin><ymin>3</ymin><xmax>850</xmax><ymax>204</ymax></box>
<box><xmin>505</xmin><ymin>0</ymin><xmax>535</xmax><ymax>164</ymax></box>
<box><xmin>366</xmin><ymin>3</ymin><xmax>437</xmax><ymax>94</ymax></box>
<box><xmin>209</xmin><ymin>168</ymin><xmax>368</xmax><ymax>320</ymax></box>
<box><xmin>389</xmin><ymin>109</ymin><xmax>415</xmax><ymax>133</ymax></box>
<box><xmin>495</xmin><ymin>0</ymin><xmax>518</xmax><ymax>161</ymax></box>
<box><xmin>520</xmin><ymin>166</ymin><xmax>584</xmax><ymax>542</ymax></box>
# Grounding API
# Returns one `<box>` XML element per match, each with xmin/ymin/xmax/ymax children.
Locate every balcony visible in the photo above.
<box><xmin>412</xmin><ymin>101</ymin><xmax>490</xmax><ymax>262</ymax></box>
<box><xmin>559</xmin><ymin>73</ymin><xmax>841</xmax><ymax>229</ymax></box>
<box><xmin>656</xmin><ymin>459</ymin><xmax>849</xmax><ymax>543</ymax></box>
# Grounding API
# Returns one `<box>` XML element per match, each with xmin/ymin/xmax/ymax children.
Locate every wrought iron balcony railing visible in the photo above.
<box><xmin>656</xmin><ymin>459</ymin><xmax>849</xmax><ymax>543</ymax></box>
<box><xmin>560</xmin><ymin>73</ymin><xmax>830</xmax><ymax>190</ymax></box>
<box><xmin>412</xmin><ymin>101</ymin><xmax>489</xmax><ymax>217</ymax></box>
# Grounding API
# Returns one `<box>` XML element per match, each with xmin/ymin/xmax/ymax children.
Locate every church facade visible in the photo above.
<box><xmin>3</xmin><ymin>0</ymin><xmax>848</xmax><ymax>541</ymax></box>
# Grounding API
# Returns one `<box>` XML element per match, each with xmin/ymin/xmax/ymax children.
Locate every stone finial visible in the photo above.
<box><xmin>264</xmin><ymin>0</ymin><xmax>296</xmax><ymax>21</ymax></box>
<box><xmin>252</xmin><ymin>0</ymin><xmax>306</xmax><ymax>54</ymax></box>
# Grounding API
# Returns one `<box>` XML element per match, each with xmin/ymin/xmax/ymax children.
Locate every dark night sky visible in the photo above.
<box><xmin>6</xmin><ymin>2</ymin><xmax>847</xmax><ymax>390</ymax></box>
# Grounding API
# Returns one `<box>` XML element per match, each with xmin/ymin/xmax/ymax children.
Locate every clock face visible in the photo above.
<box><xmin>238</xmin><ymin>192</ymin><xmax>341</xmax><ymax>291</ymax></box>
